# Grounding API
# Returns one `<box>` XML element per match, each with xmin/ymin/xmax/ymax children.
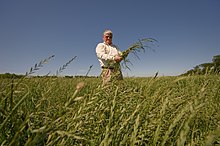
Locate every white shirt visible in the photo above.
<box><xmin>96</xmin><ymin>42</ymin><xmax>122</xmax><ymax>67</ymax></box>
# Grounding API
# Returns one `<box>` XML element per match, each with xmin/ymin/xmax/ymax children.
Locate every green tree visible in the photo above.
<box><xmin>181</xmin><ymin>54</ymin><xmax>220</xmax><ymax>76</ymax></box>
<box><xmin>212</xmin><ymin>55</ymin><xmax>220</xmax><ymax>73</ymax></box>
<box><xmin>199</xmin><ymin>63</ymin><xmax>214</xmax><ymax>74</ymax></box>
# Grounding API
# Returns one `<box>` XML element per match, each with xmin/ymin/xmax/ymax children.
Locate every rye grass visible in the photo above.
<box><xmin>121</xmin><ymin>38</ymin><xmax>157</xmax><ymax>70</ymax></box>
<box><xmin>0</xmin><ymin>74</ymin><xmax>220</xmax><ymax>145</ymax></box>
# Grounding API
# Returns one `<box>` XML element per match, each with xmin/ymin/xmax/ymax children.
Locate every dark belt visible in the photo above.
<box><xmin>101</xmin><ymin>66</ymin><xmax>114</xmax><ymax>69</ymax></box>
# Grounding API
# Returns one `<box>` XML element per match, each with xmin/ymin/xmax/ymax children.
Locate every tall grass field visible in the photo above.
<box><xmin>0</xmin><ymin>75</ymin><xmax>220</xmax><ymax>145</ymax></box>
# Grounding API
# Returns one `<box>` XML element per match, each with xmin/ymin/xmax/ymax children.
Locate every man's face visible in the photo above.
<box><xmin>103</xmin><ymin>33</ymin><xmax>112</xmax><ymax>45</ymax></box>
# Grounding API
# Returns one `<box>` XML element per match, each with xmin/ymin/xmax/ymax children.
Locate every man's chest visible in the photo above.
<box><xmin>105</xmin><ymin>45</ymin><xmax>118</xmax><ymax>55</ymax></box>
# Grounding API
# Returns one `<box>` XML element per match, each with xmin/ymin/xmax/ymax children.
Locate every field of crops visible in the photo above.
<box><xmin>0</xmin><ymin>75</ymin><xmax>220</xmax><ymax>145</ymax></box>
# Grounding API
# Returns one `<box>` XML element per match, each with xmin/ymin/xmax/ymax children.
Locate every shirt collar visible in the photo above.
<box><xmin>103</xmin><ymin>42</ymin><xmax>113</xmax><ymax>46</ymax></box>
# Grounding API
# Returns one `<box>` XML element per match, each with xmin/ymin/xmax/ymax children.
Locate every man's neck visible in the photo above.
<box><xmin>104</xmin><ymin>42</ymin><xmax>112</xmax><ymax>45</ymax></box>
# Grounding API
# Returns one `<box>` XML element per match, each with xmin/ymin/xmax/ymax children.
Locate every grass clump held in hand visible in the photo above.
<box><xmin>121</xmin><ymin>38</ymin><xmax>157</xmax><ymax>70</ymax></box>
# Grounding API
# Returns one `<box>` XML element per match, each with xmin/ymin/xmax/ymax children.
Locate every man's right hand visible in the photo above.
<box><xmin>114</xmin><ymin>55</ymin><xmax>123</xmax><ymax>62</ymax></box>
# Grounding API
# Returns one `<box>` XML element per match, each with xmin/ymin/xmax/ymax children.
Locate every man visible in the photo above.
<box><xmin>96</xmin><ymin>29</ymin><xmax>123</xmax><ymax>85</ymax></box>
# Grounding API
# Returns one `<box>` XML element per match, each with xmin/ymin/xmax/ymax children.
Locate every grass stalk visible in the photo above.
<box><xmin>0</xmin><ymin>90</ymin><xmax>29</xmax><ymax>131</ymax></box>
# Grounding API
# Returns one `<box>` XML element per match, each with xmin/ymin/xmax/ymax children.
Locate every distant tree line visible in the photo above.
<box><xmin>2</xmin><ymin>54</ymin><xmax>219</xmax><ymax>78</ymax></box>
<box><xmin>181</xmin><ymin>54</ymin><xmax>220</xmax><ymax>76</ymax></box>
<box><xmin>0</xmin><ymin>73</ymin><xmax>24</xmax><ymax>79</ymax></box>
<box><xmin>0</xmin><ymin>73</ymin><xmax>98</xmax><ymax>79</ymax></box>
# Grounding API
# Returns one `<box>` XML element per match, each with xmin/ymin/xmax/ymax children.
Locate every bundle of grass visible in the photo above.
<box><xmin>121</xmin><ymin>38</ymin><xmax>157</xmax><ymax>70</ymax></box>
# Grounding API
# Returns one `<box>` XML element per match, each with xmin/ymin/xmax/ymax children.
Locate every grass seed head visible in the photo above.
<box><xmin>76</xmin><ymin>82</ymin><xmax>85</xmax><ymax>91</ymax></box>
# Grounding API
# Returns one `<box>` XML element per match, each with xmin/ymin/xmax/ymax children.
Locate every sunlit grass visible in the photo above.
<box><xmin>0</xmin><ymin>75</ymin><xmax>220</xmax><ymax>145</ymax></box>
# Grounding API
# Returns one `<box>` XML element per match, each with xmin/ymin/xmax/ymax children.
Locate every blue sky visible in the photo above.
<box><xmin>0</xmin><ymin>0</ymin><xmax>219</xmax><ymax>77</ymax></box>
